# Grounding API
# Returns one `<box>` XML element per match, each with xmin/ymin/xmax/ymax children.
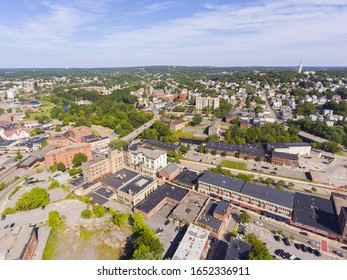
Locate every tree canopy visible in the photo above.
<box><xmin>15</xmin><ymin>187</ymin><xmax>50</xmax><ymax>211</ymax></box>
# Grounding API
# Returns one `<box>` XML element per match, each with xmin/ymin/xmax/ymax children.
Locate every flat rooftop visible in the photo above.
<box><xmin>143</xmin><ymin>139</ymin><xmax>179</xmax><ymax>151</ymax></box>
<box><xmin>241</xmin><ymin>182</ymin><xmax>294</xmax><ymax>209</ymax></box>
<box><xmin>239</xmin><ymin>144</ymin><xmax>265</xmax><ymax>156</ymax></box>
<box><xmin>205</xmin><ymin>141</ymin><xmax>239</xmax><ymax>153</ymax></box>
<box><xmin>214</xmin><ymin>200</ymin><xmax>230</xmax><ymax>217</ymax></box>
<box><xmin>101</xmin><ymin>168</ymin><xmax>139</xmax><ymax>191</ymax></box>
<box><xmin>173</xmin><ymin>170</ymin><xmax>200</xmax><ymax>187</ymax></box>
<box><xmin>272</xmin><ymin>151</ymin><xmax>299</xmax><ymax>160</ymax></box>
<box><xmin>197</xmin><ymin>201</ymin><xmax>223</xmax><ymax>231</ymax></box>
<box><xmin>132</xmin><ymin>147</ymin><xmax>166</xmax><ymax>160</ymax></box>
<box><xmin>135</xmin><ymin>183</ymin><xmax>189</xmax><ymax>214</ymax></box>
<box><xmin>199</xmin><ymin>171</ymin><xmax>245</xmax><ymax>193</ymax></box>
<box><xmin>45</xmin><ymin>143</ymin><xmax>90</xmax><ymax>155</ymax></box>
<box><xmin>172</xmin><ymin>224</ymin><xmax>210</xmax><ymax>260</ymax></box>
<box><xmin>119</xmin><ymin>175</ymin><xmax>155</xmax><ymax>196</ymax></box>
<box><xmin>292</xmin><ymin>192</ymin><xmax>340</xmax><ymax>235</ymax></box>
<box><xmin>224</xmin><ymin>239</ymin><xmax>251</xmax><ymax>260</ymax></box>
<box><xmin>94</xmin><ymin>186</ymin><xmax>114</xmax><ymax>199</ymax></box>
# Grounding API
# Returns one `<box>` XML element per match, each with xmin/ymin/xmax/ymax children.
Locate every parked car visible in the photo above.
<box><xmin>156</xmin><ymin>227</ymin><xmax>164</xmax><ymax>233</ymax></box>
<box><xmin>10</xmin><ymin>223</ymin><xmax>15</xmax><ymax>228</ymax></box>
<box><xmin>301</xmin><ymin>244</ymin><xmax>309</xmax><ymax>252</ymax></box>
<box><xmin>254</xmin><ymin>220</ymin><xmax>263</xmax><ymax>226</ymax></box>
<box><xmin>3</xmin><ymin>225</ymin><xmax>9</xmax><ymax>229</ymax></box>
<box><xmin>307</xmin><ymin>246</ymin><xmax>314</xmax><ymax>254</ymax></box>
<box><xmin>313</xmin><ymin>249</ymin><xmax>321</xmax><ymax>257</ymax></box>
<box><xmin>1</xmin><ymin>215</ymin><xmax>5</xmax><ymax>221</ymax></box>
<box><xmin>275</xmin><ymin>249</ymin><xmax>284</xmax><ymax>256</ymax></box>
<box><xmin>283</xmin><ymin>237</ymin><xmax>291</xmax><ymax>246</ymax></box>
<box><xmin>308</xmin><ymin>240</ymin><xmax>319</xmax><ymax>247</ymax></box>
<box><xmin>332</xmin><ymin>250</ymin><xmax>344</xmax><ymax>257</ymax></box>
<box><xmin>294</xmin><ymin>243</ymin><xmax>302</xmax><ymax>250</ymax></box>
<box><xmin>299</xmin><ymin>231</ymin><xmax>308</xmax><ymax>236</ymax></box>
<box><xmin>164</xmin><ymin>220</ymin><xmax>170</xmax><ymax>226</ymax></box>
<box><xmin>274</xmin><ymin>235</ymin><xmax>281</xmax><ymax>242</ymax></box>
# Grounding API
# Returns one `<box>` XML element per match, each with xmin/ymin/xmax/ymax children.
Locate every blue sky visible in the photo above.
<box><xmin>0</xmin><ymin>0</ymin><xmax>346</xmax><ymax>67</ymax></box>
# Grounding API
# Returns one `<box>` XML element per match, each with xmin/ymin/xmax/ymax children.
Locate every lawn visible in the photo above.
<box><xmin>174</xmin><ymin>130</ymin><xmax>195</xmax><ymax>137</ymax></box>
<box><xmin>220</xmin><ymin>160</ymin><xmax>247</xmax><ymax>170</ymax></box>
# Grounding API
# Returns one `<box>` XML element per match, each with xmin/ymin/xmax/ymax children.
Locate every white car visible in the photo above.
<box><xmin>254</xmin><ymin>221</ymin><xmax>263</xmax><ymax>226</ymax></box>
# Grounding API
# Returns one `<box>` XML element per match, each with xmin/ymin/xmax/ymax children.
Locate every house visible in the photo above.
<box><xmin>170</xmin><ymin>119</ymin><xmax>187</xmax><ymax>132</ymax></box>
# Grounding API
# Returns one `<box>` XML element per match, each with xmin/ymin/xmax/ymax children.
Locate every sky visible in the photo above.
<box><xmin>0</xmin><ymin>0</ymin><xmax>346</xmax><ymax>68</ymax></box>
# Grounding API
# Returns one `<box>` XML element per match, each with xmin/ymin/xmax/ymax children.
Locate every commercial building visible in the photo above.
<box><xmin>134</xmin><ymin>183</ymin><xmax>189</xmax><ymax>219</ymax></box>
<box><xmin>172</xmin><ymin>169</ymin><xmax>200</xmax><ymax>190</ymax></box>
<box><xmin>195</xmin><ymin>199</ymin><xmax>231</xmax><ymax>239</ymax></box>
<box><xmin>267</xmin><ymin>142</ymin><xmax>311</xmax><ymax>156</ymax></box>
<box><xmin>204</xmin><ymin>141</ymin><xmax>239</xmax><ymax>156</ymax></box>
<box><xmin>198</xmin><ymin>171</ymin><xmax>294</xmax><ymax>221</ymax></box>
<box><xmin>239</xmin><ymin>144</ymin><xmax>265</xmax><ymax>161</ymax></box>
<box><xmin>101</xmin><ymin>168</ymin><xmax>158</xmax><ymax>207</ymax></box>
<box><xmin>158</xmin><ymin>163</ymin><xmax>181</xmax><ymax>181</ymax></box>
<box><xmin>47</xmin><ymin>135</ymin><xmax>70</xmax><ymax>148</ymax></box>
<box><xmin>44</xmin><ymin>143</ymin><xmax>92</xmax><ymax>167</ymax></box>
<box><xmin>82</xmin><ymin>149</ymin><xmax>124</xmax><ymax>182</ymax></box>
<box><xmin>131</xmin><ymin>147</ymin><xmax>167</xmax><ymax>171</ymax></box>
<box><xmin>291</xmin><ymin>192</ymin><xmax>340</xmax><ymax>239</ymax></box>
<box><xmin>67</xmin><ymin>126</ymin><xmax>93</xmax><ymax>143</ymax></box>
<box><xmin>224</xmin><ymin>239</ymin><xmax>251</xmax><ymax>260</ymax></box>
<box><xmin>143</xmin><ymin>139</ymin><xmax>179</xmax><ymax>152</ymax></box>
<box><xmin>172</xmin><ymin>224</ymin><xmax>210</xmax><ymax>260</ymax></box>
<box><xmin>196</xmin><ymin>97</ymin><xmax>220</xmax><ymax>110</ymax></box>
<box><xmin>270</xmin><ymin>151</ymin><xmax>299</xmax><ymax>167</ymax></box>
<box><xmin>0</xmin><ymin>226</ymin><xmax>38</xmax><ymax>260</ymax></box>
<box><xmin>170</xmin><ymin>119</ymin><xmax>187</xmax><ymax>132</ymax></box>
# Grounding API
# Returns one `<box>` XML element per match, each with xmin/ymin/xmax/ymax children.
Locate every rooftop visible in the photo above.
<box><xmin>82</xmin><ymin>153</ymin><xmax>107</xmax><ymax>167</ymax></box>
<box><xmin>119</xmin><ymin>175</ymin><xmax>155</xmax><ymax>196</ymax></box>
<box><xmin>239</xmin><ymin>144</ymin><xmax>265</xmax><ymax>156</ymax></box>
<box><xmin>173</xmin><ymin>170</ymin><xmax>200</xmax><ymax>187</ymax></box>
<box><xmin>214</xmin><ymin>200</ymin><xmax>230</xmax><ymax>217</ymax></box>
<box><xmin>132</xmin><ymin>147</ymin><xmax>166</xmax><ymax>160</ymax></box>
<box><xmin>197</xmin><ymin>201</ymin><xmax>223</xmax><ymax>231</ymax></box>
<box><xmin>199</xmin><ymin>171</ymin><xmax>245</xmax><ymax>193</ymax></box>
<box><xmin>135</xmin><ymin>183</ymin><xmax>189</xmax><ymax>214</ymax></box>
<box><xmin>172</xmin><ymin>224</ymin><xmax>209</xmax><ymax>260</ymax></box>
<box><xmin>45</xmin><ymin>143</ymin><xmax>91</xmax><ymax>155</ymax></box>
<box><xmin>224</xmin><ymin>239</ymin><xmax>251</xmax><ymax>260</ymax></box>
<box><xmin>101</xmin><ymin>168</ymin><xmax>139</xmax><ymax>191</ymax></box>
<box><xmin>160</xmin><ymin>163</ymin><xmax>180</xmax><ymax>175</ymax></box>
<box><xmin>143</xmin><ymin>139</ymin><xmax>179</xmax><ymax>151</ymax></box>
<box><xmin>205</xmin><ymin>141</ymin><xmax>239</xmax><ymax>153</ymax></box>
<box><xmin>292</xmin><ymin>192</ymin><xmax>340</xmax><ymax>235</ymax></box>
<box><xmin>241</xmin><ymin>182</ymin><xmax>294</xmax><ymax>209</ymax></box>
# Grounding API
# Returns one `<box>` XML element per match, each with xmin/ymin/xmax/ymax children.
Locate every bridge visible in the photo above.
<box><xmin>121</xmin><ymin>115</ymin><xmax>159</xmax><ymax>143</ymax></box>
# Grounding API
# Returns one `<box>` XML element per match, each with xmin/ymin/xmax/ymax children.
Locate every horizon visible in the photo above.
<box><xmin>0</xmin><ymin>0</ymin><xmax>346</xmax><ymax>68</ymax></box>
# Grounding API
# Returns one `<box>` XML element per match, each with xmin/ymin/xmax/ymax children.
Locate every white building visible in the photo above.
<box><xmin>131</xmin><ymin>147</ymin><xmax>167</xmax><ymax>171</ymax></box>
<box><xmin>6</xmin><ymin>89</ymin><xmax>16</xmax><ymax>99</ymax></box>
<box><xmin>196</xmin><ymin>97</ymin><xmax>220</xmax><ymax>110</ymax></box>
<box><xmin>267</xmin><ymin>142</ymin><xmax>311</xmax><ymax>156</ymax></box>
<box><xmin>172</xmin><ymin>224</ymin><xmax>209</xmax><ymax>260</ymax></box>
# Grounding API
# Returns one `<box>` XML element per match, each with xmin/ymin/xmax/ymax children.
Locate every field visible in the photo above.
<box><xmin>174</xmin><ymin>130</ymin><xmax>195</xmax><ymax>137</ymax></box>
<box><xmin>42</xmin><ymin>223</ymin><xmax>131</xmax><ymax>260</ymax></box>
<box><xmin>220</xmin><ymin>160</ymin><xmax>248</xmax><ymax>170</ymax></box>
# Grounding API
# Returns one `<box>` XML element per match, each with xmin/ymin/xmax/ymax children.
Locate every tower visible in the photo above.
<box><xmin>298</xmin><ymin>59</ymin><xmax>303</xmax><ymax>74</ymax></box>
<box><xmin>108</xmin><ymin>149</ymin><xmax>124</xmax><ymax>174</ymax></box>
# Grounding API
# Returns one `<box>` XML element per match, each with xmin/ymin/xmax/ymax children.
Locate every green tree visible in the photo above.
<box><xmin>69</xmin><ymin>168</ymin><xmax>78</xmax><ymax>176</ymax></box>
<box><xmin>239</xmin><ymin>211</ymin><xmax>251</xmax><ymax>224</ymax></box>
<box><xmin>24</xmin><ymin>110</ymin><xmax>31</xmax><ymax>119</ymax></box>
<box><xmin>55</xmin><ymin>126</ymin><xmax>62</xmax><ymax>132</ymax></box>
<box><xmin>41</xmin><ymin>140</ymin><xmax>48</xmax><ymax>147</ymax></box>
<box><xmin>15</xmin><ymin>151</ymin><xmax>22</xmax><ymax>162</ymax></box>
<box><xmin>49</xmin><ymin>164</ymin><xmax>57</xmax><ymax>172</ymax></box>
<box><xmin>112</xmin><ymin>212</ymin><xmax>131</xmax><ymax>228</ymax></box>
<box><xmin>72</xmin><ymin>153</ymin><xmax>88</xmax><ymax>167</ymax></box>
<box><xmin>15</xmin><ymin>187</ymin><xmax>50</xmax><ymax>211</ymax></box>
<box><xmin>244</xmin><ymin>233</ymin><xmax>274</xmax><ymax>260</ymax></box>
<box><xmin>199</xmin><ymin>144</ymin><xmax>205</xmax><ymax>153</ymax></box>
<box><xmin>49</xmin><ymin>179</ymin><xmax>60</xmax><ymax>189</ymax></box>
<box><xmin>93</xmin><ymin>205</ymin><xmax>106</xmax><ymax>218</ymax></box>
<box><xmin>48</xmin><ymin>211</ymin><xmax>64</xmax><ymax>232</ymax></box>
<box><xmin>109</xmin><ymin>139</ymin><xmax>129</xmax><ymax>150</ymax></box>
<box><xmin>56</xmin><ymin>162</ymin><xmax>66</xmax><ymax>172</ymax></box>
<box><xmin>179</xmin><ymin>145</ymin><xmax>189</xmax><ymax>154</ymax></box>
<box><xmin>0</xmin><ymin>182</ymin><xmax>6</xmax><ymax>191</ymax></box>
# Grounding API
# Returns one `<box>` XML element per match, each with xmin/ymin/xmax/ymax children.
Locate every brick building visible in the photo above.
<box><xmin>239</xmin><ymin>143</ymin><xmax>265</xmax><ymax>161</ymax></box>
<box><xmin>68</xmin><ymin>126</ymin><xmax>93</xmax><ymax>143</ymax></box>
<box><xmin>47</xmin><ymin>135</ymin><xmax>70</xmax><ymax>148</ymax></box>
<box><xmin>158</xmin><ymin>163</ymin><xmax>181</xmax><ymax>181</ymax></box>
<box><xmin>44</xmin><ymin>143</ymin><xmax>92</xmax><ymax>167</ymax></box>
<box><xmin>271</xmin><ymin>151</ymin><xmax>299</xmax><ymax>167</ymax></box>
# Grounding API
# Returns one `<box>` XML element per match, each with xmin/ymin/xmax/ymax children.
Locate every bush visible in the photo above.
<box><xmin>48</xmin><ymin>211</ymin><xmax>64</xmax><ymax>232</ymax></box>
<box><xmin>93</xmin><ymin>205</ymin><xmax>106</xmax><ymax>218</ymax></box>
<box><xmin>69</xmin><ymin>168</ymin><xmax>77</xmax><ymax>176</ymax></box>
<box><xmin>111</xmin><ymin>212</ymin><xmax>131</xmax><ymax>228</ymax></box>
<box><xmin>9</xmin><ymin>185</ymin><xmax>21</xmax><ymax>199</ymax></box>
<box><xmin>0</xmin><ymin>182</ymin><xmax>6</xmax><ymax>191</ymax></box>
<box><xmin>15</xmin><ymin>187</ymin><xmax>50</xmax><ymax>211</ymax></box>
<box><xmin>49</xmin><ymin>165</ymin><xmax>57</xmax><ymax>172</ymax></box>
<box><xmin>56</xmin><ymin>162</ymin><xmax>66</xmax><ymax>172</ymax></box>
<box><xmin>81</xmin><ymin>196</ymin><xmax>92</xmax><ymax>204</ymax></box>
<box><xmin>2</xmin><ymin>207</ymin><xmax>16</xmax><ymax>215</ymax></box>
<box><xmin>81</xmin><ymin>209</ymin><xmax>93</xmax><ymax>219</ymax></box>
<box><xmin>49</xmin><ymin>179</ymin><xmax>60</xmax><ymax>190</ymax></box>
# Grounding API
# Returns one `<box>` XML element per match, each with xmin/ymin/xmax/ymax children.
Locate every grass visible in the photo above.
<box><xmin>42</xmin><ymin>230</ymin><xmax>59</xmax><ymax>260</ymax></box>
<box><xmin>220</xmin><ymin>160</ymin><xmax>247</xmax><ymax>170</ymax></box>
<box><xmin>92</xmin><ymin>129</ymin><xmax>101</xmax><ymax>137</ymax></box>
<box><xmin>26</xmin><ymin>100</ymin><xmax>55</xmax><ymax>121</ymax></box>
<box><xmin>8</xmin><ymin>185</ymin><xmax>21</xmax><ymax>199</ymax></box>
<box><xmin>174</xmin><ymin>130</ymin><xmax>195</xmax><ymax>137</ymax></box>
<box><xmin>79</xmin><ymin>226</ymin><xmax>93</xmax><ymax>240</ymax></box>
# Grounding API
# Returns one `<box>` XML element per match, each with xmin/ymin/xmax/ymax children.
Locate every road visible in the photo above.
<box><xmin>179</xmin><ymin>159</ymin><xmax>339</xmax><ymax>197</ymax></box>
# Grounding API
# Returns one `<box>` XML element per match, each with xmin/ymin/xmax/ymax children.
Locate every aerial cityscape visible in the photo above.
<box><xmin>0</xmin><ymin>0</ymin><xmax>347</xmax><ymax>263</ymax></box>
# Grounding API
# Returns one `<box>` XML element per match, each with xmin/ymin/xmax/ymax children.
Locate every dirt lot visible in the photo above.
<box><xmin>43</xmin><ymin>222</ymin><xmax>132</xmax><ymax>260</ymax></box>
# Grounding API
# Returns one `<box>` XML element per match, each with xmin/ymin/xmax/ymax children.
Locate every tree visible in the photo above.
<box><xmin>49</xmin><ymin>179</ymin><xmax>60</xmax><ymax>189</ymax></box>
<box><xmin>109</xmin><ymin>139</ymin><xmax>128</xmax><ymax>150</ymax></box>
<box><xmin>15</xmin><ymin>151</ymin><xmax>22</xmax><ymax>162</ymax></box>
<box><xmin>112</xmin><ymin>212</ymin><xmax>131</xmax><ymax>228</ymax></box>
<box><xmin>41</xmin><ymin>140</ymin><xmax>48</xmax><ymax>147</ymax></box>
<box><xmin>93</xmin><ymin>205</ymin><xmax>106</xmax><ymax>218</ymax></box>
<box><xmin>239</xmin><ymin>211</ymin><xmax>251</xmax><ymax>224</ymax></box>
<box><xmin>81</xmin><ymin>209</ymin><xmax>93</xmax><ymax>219</ymax></box>
<box><xmin>24</xmin><ymin>110</ymin><xmax>31</xmax><ymax>119</ymax></box>
<box><xmin>48</xmin><ymin>211</ymin><xmax>64</xmax><ymax>232</ymax></box>
<box><xmin>179</xmin><ymin>145</ymin><xmax>189</xmax><ymax>154</ymax></box>
<box><xmin>244</xmin><ymin>233</ymin><xmax>274</xmax><ymax>260</ymax></box>
<box><xmin>55</xmin><ymin>126</ymin><xmax>62</xmax><ymax>132</ymax></box>
<box><xmin>49</xmin><ymin>164</ymin><xmax>57</xmax><ymax>172</ymax></box>
<box><xmin>72</xmin><ymin>153</ymin><xmax>88</xmax><ymax>167</ymax></box>
<box><xmin>15</xmin><ymin>187</ymin><xmax>50</xmax><ymax>211</ymax></box>
<box><xmin>0</xmin><ymin>182</ymin><xmax>6</xmax><ymax>191</ymax></box>
<box><xmin>199</xmin><ymin>144</ymin><xmax>205</xmax><ymax>153</ymax></box>
<box><xmin>69</xmin><ymin>168</ymin><xmax>78</xmax><ymax>176</ymax></box>
<box><xmin>56</xmin><ymin>162</ymin><xmax>66</xmax><ymax>172</ymax></box>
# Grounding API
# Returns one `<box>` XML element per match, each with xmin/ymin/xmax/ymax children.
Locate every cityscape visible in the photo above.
<box><xmin>0</xmin><ymin>0</ymin><xmax>347</xmax><ymax>264</ymax></box>
<box><xmin>0</xmin><ymin>66</ymin><xmax>347</xmax><ymax>261</ymax></box>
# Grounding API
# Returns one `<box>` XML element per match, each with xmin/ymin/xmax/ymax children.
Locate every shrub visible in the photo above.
<box><xmin>2</xmin><ymin>207</ymin><xmax>16</xmax><ymax>215</ymax></box>
<box><xmin>15</xmin><ymin>187</ymin><xmax>50</xmax><ymax>211</ymax></box>
<box><xmin>93</xmin><ymin>205</ymin><xmax>105</xmax><ymax>218</ymax></box>
<box><xmin>81</xmin><ymin>209</ymin><xmax>93</xmax><ymax>219</ymax></box>
<box><xmin>48</xmin><ymin>211</ymin><xmax>64</xmax><ymax>232</ymax></box>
